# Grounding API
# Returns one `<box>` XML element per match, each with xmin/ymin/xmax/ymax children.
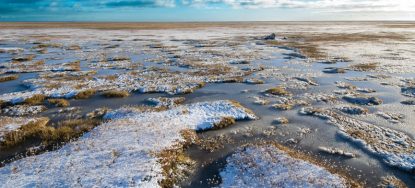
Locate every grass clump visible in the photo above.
<box><xmin>157</xmin><ymin>130</ymin><xmax>198</xmax><ymax>188</ymax></box>
<box><xmin>12</xmin><ymin>54</ymin><xmax>35</xmax><ymax>62</ymax></box>
<box><xmin>102</xmin><ymin>90</ymin><xmax>130</xmax><ymax>98</ymax></box>
<box><xmin>24</xmin><ymin>94</ymin><xmax>46</xmax><ymax>105</ymax></box>
<box><xmin>1</xmin><ymin>118</ymin><xmax>49</xmax><ymax>148</ymax></box>
<box><xmin>65</xmin><ymin>60</ymin><xmax>81</xmax><ymax>71</ymax></box>
<box><xmin>74</xmin><ymin>89</ymin><xmax>96</xmax><ymax>99</ymax></box>
<box><xmin>350</xmin><ymin>63</ymin><xmax>378</xmax><ymax>71</ymax></box>
<box><xmin>157</xmin><ymin>148</ymin><xmax>195</xmax><ymax>188</ymax></box>
<box><xmin>67</xmin><ymin>45</ymin><xmax>81</xmax><ymax>50</ymax></box>
<box><xmin>272</xmin><ymin>103</ymin><xmax>293</xmax><ymax>110</ymax></box>
<box><xmin>265</xmin><ymin>86</ymin><xmax>291</xmax><ymax>96</ymax></box>
<box><xmin>48</xmin><ymin>99</ymin><xmax>70</xmax><ymax>107</ymax></box>
<box><xmin>33</xmin><ymin>43</ymin><xmax>62</xmax><ymax>49</ymax></box>
<box><xmin>1</xmin><ymin>118</ymin><xmax>100</xmax><ymax>149</ymax></box>
<box><xmin>212</xmin><ymin>116</ymin><xmax>236</xmax><ymax>130</ymax></box>
<box><xmin>0</xmin><ymin>74</ymin><xmax>19</xmax><ymax>82</ymax></box>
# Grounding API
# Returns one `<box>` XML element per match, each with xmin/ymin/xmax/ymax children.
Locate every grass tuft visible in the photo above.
<box><xmin>48</xmin><ymin>99</ymin><xmax>70</xmax><ymax>107</ymax></box>
<box><xmin>1</xmin><ymin>118</ymin><xmax>100</xmax><ymax>148</ymax></box>
<box><xmin>212</xmin><ymin>116</ymin><xmax>236</xmax><ymax>130</ymax></box>
<box><xmin>350</xmin><ymin>63</ymin><xmax>378</xmax><ymax>71</ymax></box>
<box><xmin>265</xmin><ymin>87</ymin><xmax>291</xmax><ymax>96</ymax></box>
<box><xmin>0</xmin><ymin>74</ymin><xmax>19</xmax><ymax>82</ymax></box>
<box><xmin>24</xmin><ymin>94</ymin><xmax>47</xmax><ymax>105</ymax></box>
<box><xmin>102</xmin><ymin>90</ymin><xmax>130</xmax><ymax>98</ymax></box>
<box><xmin>12</xmin><ymin>55</ymin><xmax>35</xmax><ymax>62</ymax></box>
<box><xmin>74</xmin><ymin>89</ymin><xmax>96</xmax><ymax>99</ymax></box>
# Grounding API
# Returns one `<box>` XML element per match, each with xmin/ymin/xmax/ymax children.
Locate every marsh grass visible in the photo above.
<box><xmin>1</xmin><ymin>118</ymin><xmax>49</xmax><ymax>148</ymax></box>
<box><xmin>350</xmin><ymin>63</ymin><xmax>378</xmax><ymax>71</ymax></box>
<box><xmin>267</xmin><ymin>40</ymin><xmax>326</xmax><ymax>59</ymax></box>
<box><xmin>67</xmin><ymin>45</ymin><xmax>81</xmax><ymax>50</ymax></box>
<box><xmin>265</xmin><ymin>87</ymin><xmax>291</xmax><ymax>96</ymax></box>
<box><xmin>24</xmin><ymin>94</ymin><xmax>47</xmax><ymax>105</ymax></box>
<box><xmin>157</xmin><ymin>130</ymin><xmax>198</xmax><ymax>188</ymax></box>
<box><xmin>33</xmin><ymin>60</ymin><xmax>45</xmax><ymax>66</ymax></box>
<box><xmin>33</xmin><ymin>43</ymin><xmax>62</xmax><ymax>49</ymax></box>
<box><xmin>212</xmin><ymin>116</ymin><xmax>236</xmax><ymax>130</ymax></box>
<box><xmin>47</xmin><ymin>99</ymin><xmax>70</xmax><ymax>107</ymax></box>
<box><xmin>102</xmin><ymin>90</ymin><xmax>130</xmax><ymax>98</ymax></box>
<box><xmin>74</xmin><ymin>89</ymin><xmax>96</xmax><ymax>99</ymax></box>
<box><xmin>272</xmin><ymin>103</ymin><xmax>293</xmax><ymax>110</ymax></box>
<box><xmin>198</xmin><ymin>135</ymin><xmax>233</xmax><ymax>153</ymax></box>
<box><xmin>0</xmin><ymin>74</ymin><xmax>18</xmax><ymax>82</ymax></box>
<box><xmin>267</xmin><ymin>32</ymin><xmax>406</xmax><ymax>60</ymax></box>
<box><xmin>108</xmin><ymin>56</ymin><xmax>130</xmax><ymax>61</ymax></box>
<box><xmin>1</xmin><ymin>118</ymin><xmax>100</xmax><ymax>149</ymax></box>
<box><xmin>66</xmin><ymin>60</ymin><xmax>81</xmax><ymax>71</ymax></box>
<box><xmin>157</xmin><ymin>148</ymin><xmax>194</xmax><ymax>188</ymax></box>
<box><xmin>12</xmin><ymin>55</ymin><xmax>35</xmax><ymax>62</ymax></box>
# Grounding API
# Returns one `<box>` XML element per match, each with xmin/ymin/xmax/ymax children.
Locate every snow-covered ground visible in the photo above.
<box><xmin>0</xmin><ymin>100</ymin><xmax>256</xmax><ymax>187</ymax></box>
<box><xmin>219</xmin><ymin>144</ymin><xmax>347</xmax><ymax>187</ymax></box>
<box><xmin>0</xmin><ymin>22</ymin><xmax>414</xmax><ymax>186</ymax></box>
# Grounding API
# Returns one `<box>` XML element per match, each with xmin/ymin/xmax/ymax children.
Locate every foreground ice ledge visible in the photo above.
<box><xmin>0</xmin><ymin>100</ymin><xmax>256</xmax><ymax>187</ymax></box>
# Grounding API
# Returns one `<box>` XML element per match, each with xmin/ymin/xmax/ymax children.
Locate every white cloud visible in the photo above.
<box><xmin>180</xmin><ymin>0</ymin><xmax>415</xmax><ymax>12</ymax></box>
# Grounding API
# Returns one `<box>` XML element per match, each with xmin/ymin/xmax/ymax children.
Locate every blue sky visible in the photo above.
<box><xmin>0</xmin><ymin>0</ymin><xmax>414</xmax><ymax>21</ymax></box>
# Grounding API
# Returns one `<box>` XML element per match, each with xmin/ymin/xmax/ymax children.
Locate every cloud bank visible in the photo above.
<box><xmin>0</xmin><ymin>0</ymin><xmax>414</xmax><ymax>13</ymax></box>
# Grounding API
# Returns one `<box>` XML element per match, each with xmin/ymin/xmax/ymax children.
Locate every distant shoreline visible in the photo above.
<box><xmin>0</xmin><ymin>21</ymin><xmax>414</xmax><ymax>30</ymax></box>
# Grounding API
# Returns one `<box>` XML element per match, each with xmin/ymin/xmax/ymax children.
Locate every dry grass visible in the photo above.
<box><xmin>74</xmin><ymin>89</ymin><xmax>96</xmax><ymax>99</ymax></box>
<box><xmin>198</xmin><ymin>135</ymin><xmax>233</xmax><ymax>153</ymax></box>
<box><xmin>267</xmin><ymin>40</ymin><xmax>325</xmax><ymax>59</ymax></box>
<box><xmin>67</xmin><ymin>45</ymin><xmax>81</xmax><ymax>50</ymax></box>
<box><xmin>108</xmin><ymin>56</ymin><xmax>130</xmax><ymax>61</ymax></box>
<box><xmin>382</xmin><ymin>24</ymin><xmax>415</xmax><ymax>29</ymax></box>
<box><xmin>267</xmin><ymin>32</ymin><xmax>406</xmax><ymax>60</ymax></box>
<box><xmin>65</xmin><ymin>60</ymin><xmax>81</xmax><ymax>71</ymax></box>
<box><xmin>1</xmin><ymin>118</ymin><xmax>49</xmax><ymax>148</ymax></box>
<box><xmin>24</xmin><ymin>94</ymin><xmax>47</xmax><ymax>105</ymax></box>
<box><xmin>272</xmin><ymin>103</ymin><xmax>293</xmax><ymax>110</ymax></box>
<box><xmin>350</xmin><ymin>63</ymin><xmax>378</xmax><ymax>71</ymax></box>
<box><xmin>157</xmin><ymin>130</ymin><xmax>198</xmax><ymax>188</ymax></box>
<box><xmin>0</xmin><ymin>74</ymin><xmax>19</xmax><ymax>82</ymax></box>
<box><xmin>33</xmin><ymin>43</ymin><xmax>62</xmax><ymax>49</ymax></box>
<box><xmin>48</xmin><ymin>99</ymin><xmax>70</xmax><ymax>107</ymax></box>
<box><xmin>102</xmin><ymin>90</ymin><xmax>130</xmax><ymax>98</ymax></box>
<box><xmin>212</xmin><ymin>116</ymin><xmax>236</xmax><ymax>130</ymax></box>
<box><xmin>265</xmin><ymin>87</ymin><xmax>291</xmax><ymax>96</ymax></box>
<box><xmin>157</xmin><ymin>148</ymin><xmax>194</xmax><ymax>188</ymax></box>
<box><xmin>33</xmin><ymin>60</ymin><xmax>45</xmax><ymax>66</ymax></box>
<box><xmin>104</xmin><ymin>75</ymin><xmax>118</xmax><ymax>81</ymax></box>
<box><xmin>12</xmin><ymin>55</ymin><xmax>35</xmax><ymax>62</ymax></box>
<box><xmin>1</xmin><ymin>118</ymin><xmax>100</xmax><ymax>148</ymax></box>
<box><xmin>379</xmin><ymin>176</ymin><xmax>408</xmax><ymax>188</ymax></box>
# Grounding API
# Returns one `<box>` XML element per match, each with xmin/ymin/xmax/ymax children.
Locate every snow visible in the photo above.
<box><xmin>2</xmin><ymin>105</ymin><xmax>46</xmax><ymax>116</ymax></box>
<box><xmin>300</xmin><ymin>107</ymin><xmax>415</xmax><ymax>171</ymax></box>
<box><xmin>0</xmin><ymin>100</ymin><xmax>256</xmax><ymax>187</ymax></box>
<box><xmin>218</xmin><ymin>144</ymin><xmax>347</xmax><ymax>188</ymax></box>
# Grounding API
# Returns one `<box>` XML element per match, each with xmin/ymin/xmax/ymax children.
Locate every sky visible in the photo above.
<box><xmin>0</xmin><ymin>0</ymin><xmax>414</xmax><ymax>21</ymax></box>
